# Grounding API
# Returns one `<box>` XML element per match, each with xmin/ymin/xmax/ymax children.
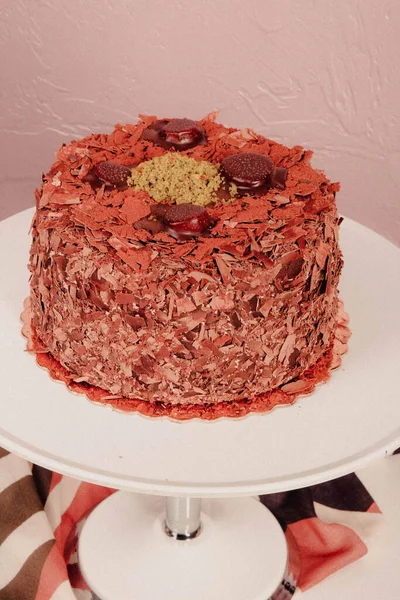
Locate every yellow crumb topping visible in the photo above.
<box><xmin>127</xmin><ymin>153</ymin><xmax>230</xmax><ymax>206</ymax></box>
<box><xmin>229</xmin><ymin>183</ymin><xmax>238</xmax><ymax>198</ymax></box>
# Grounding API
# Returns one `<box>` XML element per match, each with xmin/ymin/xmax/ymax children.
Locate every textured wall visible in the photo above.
<box><xmin>0</xmin><ymin>0</ymin><xmax>399</xmax><ymax>244</ymax></box>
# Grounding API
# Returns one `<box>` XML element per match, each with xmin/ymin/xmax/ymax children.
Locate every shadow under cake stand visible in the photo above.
<box><xmin>1</xmin><ymin>209</ymin><xmax>400</xmax><ymax>600</ymax></box>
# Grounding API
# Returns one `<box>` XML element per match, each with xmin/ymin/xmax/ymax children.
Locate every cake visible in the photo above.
<box><xmin>28</xmin><ymin>113</ymin><xmax>345</xmax><ymax>417</ymax></box>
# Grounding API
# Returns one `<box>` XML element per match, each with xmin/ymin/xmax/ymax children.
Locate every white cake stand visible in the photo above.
<box><xmin>1</xmin><ymin>209</ymin><xmax>400</xmax><ymax>600</ymax></box>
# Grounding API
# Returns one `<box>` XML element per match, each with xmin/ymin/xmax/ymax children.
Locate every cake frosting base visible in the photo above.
<box><xmin>22</xmin><ymin>298</ymin><xmax>350</xmax><ymax>421</ymax></box>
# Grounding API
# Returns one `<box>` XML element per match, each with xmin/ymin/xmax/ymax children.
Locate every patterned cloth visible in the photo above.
<box><xmin>0</xmin><ymin>447</ymin><xmax>390</xmax><ymax>600</ymax></box>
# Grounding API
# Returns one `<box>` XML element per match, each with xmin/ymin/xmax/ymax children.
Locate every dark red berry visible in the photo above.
<box><xmin>93</xmin><ymin>162</ymin><xmax>132</xmax><ymax>188</ymax></box>
<box><xmin>161</xmin><ymin>119</ymin><xmax>204</xmax><ymax>146</ymax></box>
<box><xmin>150</xmin><ymin>203</ymin><xmax>169</xmax><ymax>218</ymax></box>
<box><xmin>222</xmin><ymin>152</ymin><xmax>274</xmax><ymax>188</ymax></box>
<box><xmin>82</xmin><ymin>170</ymin><xmax>102</xmax><ymax>190</ymax></box>
<box><xmin>134</xmin><ymin>218</ymin><xmax>163</xmax><ymax>234</ymax></box>
<box><xmin>140</xmin><ymin>118</ymin><xmax>206</xmax><ymax>150</ymax></box>
<box><xmin>140</xmin><ymin>120</ymin><xmax>170</xmax><ymax>144</ymax></box>
<box><xmin>146</xmin><ymin>119</ymin><xmax>170</xmax><ymax>133</ymax></box>
<box><xmin>163</xmin><ymin>204</ymin><xmax>213</xmax><ymax>237</ymax></box>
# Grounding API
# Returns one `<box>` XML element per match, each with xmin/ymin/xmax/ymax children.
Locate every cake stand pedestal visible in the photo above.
<box><xmin>79</xmin><ymin>494</ymin><xmax>288</xmax><ymax>600</ymax></box>
<box><xmin>1</xmin><ymin>210</ymin><xmax>400</xmax><ymax>599</ymax></box>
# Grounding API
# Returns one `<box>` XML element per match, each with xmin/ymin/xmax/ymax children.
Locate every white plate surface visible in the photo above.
<box><xmin>0</xmin><ymin>209</ymin><xmax>399</xmax><ymax>496</ymax></box>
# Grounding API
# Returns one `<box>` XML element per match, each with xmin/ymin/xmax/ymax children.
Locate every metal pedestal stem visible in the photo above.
<box><xmin>164</xmin><ymin>496</ymin><xmax>202</xmax><ymax>540</ymax></box>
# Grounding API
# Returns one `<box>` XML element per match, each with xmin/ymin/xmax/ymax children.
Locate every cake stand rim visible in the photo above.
<box><xmin>0</xmin><ymin>426</ymin><xmax>399</xmax><ymax>496</ymax></box>
<box><xmin>1</xmin><ymin>208</ymin><xmax>400</xmax><ymax>496</ymax></box>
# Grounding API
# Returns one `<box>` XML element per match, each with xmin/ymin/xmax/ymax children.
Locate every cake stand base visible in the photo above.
<box><xmin>78</xmin><ymin>492</ymin><xmax>288</xmax><ymax>600</ymax></box>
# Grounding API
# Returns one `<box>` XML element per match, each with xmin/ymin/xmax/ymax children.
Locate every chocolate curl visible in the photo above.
<box><xmin>270</xmin><ymin>167</ymin><xmax>288</xmax><ymax>191</ymax></box>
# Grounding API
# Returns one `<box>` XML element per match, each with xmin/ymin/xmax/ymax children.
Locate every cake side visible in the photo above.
<box><xmin>29</xmin><ymin>114</ymin><xmax>342</xmax><ymax>405</ymax></box>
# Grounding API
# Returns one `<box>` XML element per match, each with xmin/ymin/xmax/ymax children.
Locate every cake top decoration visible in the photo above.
<box><xmin>127</xmin><ymin>153</ymin><xmax>234</xmax><ymax>206</ymax></box>
<box><xmin>221</xmin><ymin>152</ymin><xmax>277</xmax><ymax>196</ymax></box>
<box><xmin>141</xmin><ymin>117</ymin><xmax>207</xmax><ymax>150</ymax></box>
<box><xmin>134</xmin><ymin>203</ymin><xmax>215</xmax><ymax>240</ymax></box>
<box><xmin>163</xmin><ymin>204</ymin><xmax>214</xmax><ymax>239</ymax></box>
<box><xmin>93</xmin><ymin>161</ymin><xmax>132</xmax><ymax>190</ymax></box>
<box><xmin>161</xmin><ymin>118</ymin><xmax>205</xmax><ymax>146</ymax></box>
<box><xmin>222</xmin><ymin>152</ymin><xmax>274</xmax><ymax>186</ymax></box>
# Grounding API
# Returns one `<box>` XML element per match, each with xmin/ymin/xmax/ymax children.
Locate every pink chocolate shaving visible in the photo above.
<box><xmin>21</xmin><ymin>298</ymin><xmax>350</xmax><ymax>421</ymax></box>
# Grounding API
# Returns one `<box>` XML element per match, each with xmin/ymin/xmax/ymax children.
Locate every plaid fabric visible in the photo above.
<box><xmin>0</xmin><ymin>447</ymin><xmax>389</xmax><ymax>599</ymax></box>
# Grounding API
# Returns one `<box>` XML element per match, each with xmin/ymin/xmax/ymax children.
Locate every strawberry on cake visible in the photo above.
<box><xmin>27</xmin><ymin>113</ymin><xmax>347</xmax><ymax>419</ymax></box>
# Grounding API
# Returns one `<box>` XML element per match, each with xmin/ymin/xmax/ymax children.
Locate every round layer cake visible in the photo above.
<box><xmin>29</xmin><ymin>113</ymin><xmax>343</xmax><ymax>407</ymax></box>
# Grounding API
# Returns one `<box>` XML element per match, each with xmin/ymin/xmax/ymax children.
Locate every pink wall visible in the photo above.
<box><xmin>1</xmin><ymin>0</ymin><xmax>399</xmax><ymax>244</ymax></box>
